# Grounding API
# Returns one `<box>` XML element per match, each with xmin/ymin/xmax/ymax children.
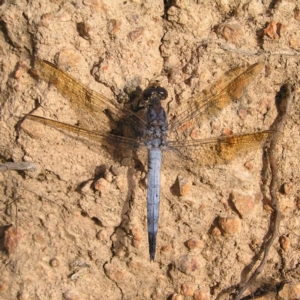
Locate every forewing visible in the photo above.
<box><xmin>32</xmin><ymin>59</ymin><xmax>147</xmax><ymax>137</ymax></box>
<box><xmin>167</xmin><ymin>62</ymin><xmax>265</xmax><ymax>132</ymax></box>
<box><xmin>166</xmin><ymin>131</ymin><xmax>271</xmax><ymax>166</ymax></box>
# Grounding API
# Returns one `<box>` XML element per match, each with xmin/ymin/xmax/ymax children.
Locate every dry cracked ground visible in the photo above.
<box><xmin>1</xmin><ymin>0</ymin><xmax>300</xmax><ymax>299</ymax></box>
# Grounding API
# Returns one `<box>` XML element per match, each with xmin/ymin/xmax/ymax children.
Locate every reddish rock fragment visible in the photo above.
<box><xmin>218</xmin><ymin>22</ymin><xmax>243</xmax><ymax>43</ymax></box>
<box><xmin>180</xmin><ymin>282</ymin><xmax>195</xmax><ymax>296</ymax></box>
<box><xmin>107</xmin><ymin>19</ymin><xmax>121</xmax><ymax>36</ymax></box>
<box><xmin>211</xmin><ymin>227</ymin><xmax>221</xmax><ymax>236</ymax></box>
<box><xmin>177</xmin><ymin>175</ymin><xmax>191</xmax><ymax>196</ymax></box>
<box><xmin>94</xmin><ymin>178</ymin><xmax>109</xmax><ymax>193</ymax></box>
<box><xmin>263</xmin><ymin>21</ymin><xmax>285</xmax><ymax>40</ymax></box>
<box><xmin>263</xmin><ymin>21</ymin><xmax>278</xmax><ymax>39</ymax></box>
<box><xmin>263</xmin><ymin>198</ymin><xmax>273</xmax><ymax>214</ymax></box>
<box><xmin>231</xmin><ymin>191</ymin><xmax>255</xmax><ymax>217</ymax></box>
<box><xmin>186</xmin><ymin>239</ymin><xmax>204</xmax><ymax>250</ymax></box>
<box><xmin>263</xmin><ymin>204</ymin><xmax>274</xmax><ymax>214</ymax></box>
<box><xmin>131</xmin><ymin>227</ymin><xmax>142</xmax><ymax>242</ymax></box>
<box><xmin>131</xmin><ymin>227</ymin><xmax>142</xmax><ymax>248</ymax></box>
<box><xmin>4</xmin><ymin>226</ymin><xmax>22</xmax><ymax>254</ymax></box>
<box><xmin>244</xmin><ymin>161</ymin><xmax>253</xmax><ymax>170</ymax></box>
<box><xmin>160</xmin><ymin>245</ymin><xmax>171</xmax><ymax>254</ymax></box>
<box><xmin>193</xmin><ymin>289</ymin><xmax>210</xmax><ymax>300</ymax></box>
<box><xmin>175</xmin><ymin>254</ymin><xmax>201</xmax><ymax>275</ymax></box>
<box><xmin>218</xmin><ymin>216</ymin><xmax>240</xmax><ymax>235</ymax></box>
<box><xmin>238</xmin><ymin>108</ymin><xmax>247</xmax><ymax>120</ymax></box>
<box><xmin>222</xmin><ymin>128</ymin><xmax>233</xmax><ymax>135</ymax></box>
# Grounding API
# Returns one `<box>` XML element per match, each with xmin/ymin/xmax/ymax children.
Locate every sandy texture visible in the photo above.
<box><xmin>1</xmin><ymin>1</ymin><xmax>300</xmax><ymax>299</ymax></box>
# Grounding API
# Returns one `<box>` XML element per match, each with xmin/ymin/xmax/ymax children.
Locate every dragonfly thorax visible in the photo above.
<box><xmin>145</xmin><ymin>97</ymin><xmax>168</xmax><ymax>149</ymax></box>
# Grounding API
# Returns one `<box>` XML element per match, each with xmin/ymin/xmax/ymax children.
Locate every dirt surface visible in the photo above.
<box><xmin>1</xmin><ymin>1</ymin><xmax>300</xmax><ymax>299</ymax></box>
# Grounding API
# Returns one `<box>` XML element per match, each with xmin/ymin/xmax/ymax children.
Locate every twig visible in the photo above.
<box><xmin>233</xmin><ymin>83</ymin><xmax>294</xmax><ymax>299</ymax></box>
<box><xmin>0</xmin><ymin>162</ymin><xmax>38</xmax><ymax>172</ymax></box>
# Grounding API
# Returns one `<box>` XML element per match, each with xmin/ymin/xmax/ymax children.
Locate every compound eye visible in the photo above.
<box><xmin>158</xmin><ymin>87</ymin><xmax>168</xmax><ymax>100</ymax></box>
<box><xmin>143</xmin><ymin>86</ymin><xmax>168</xmax><ymax>100</ymax></box>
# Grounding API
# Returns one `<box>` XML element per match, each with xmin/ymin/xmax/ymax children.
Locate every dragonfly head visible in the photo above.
<box><xmin>143</xmin><ymin>81</ymin><xmax>168</xmax><ymax>102</ymax></box>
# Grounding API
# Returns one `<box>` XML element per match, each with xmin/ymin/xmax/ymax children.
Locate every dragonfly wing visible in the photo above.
<box><xmin>168</xmin><ymin>62</ymin><xmax>264</xmax><ymax>132</ymax></box>
<box><xmin>25</xmin><ymin>115</ymin><xmax>146</xmax><ymax>151</ymax></box>
<box><xmin>32</xmin><ymin>59</ymin><xmax>147</xmax><ymax>138</ymax></box>
<box><xmin>166</xmin><ymin>131</ymin><xmax>271</xmax><ymax>166</ymax></box>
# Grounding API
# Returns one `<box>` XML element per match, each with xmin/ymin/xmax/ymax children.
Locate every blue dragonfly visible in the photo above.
<box><xmin>26</xmin><ymin>59</ymin><xmax>270</xmax><ymax>261</ymax></box>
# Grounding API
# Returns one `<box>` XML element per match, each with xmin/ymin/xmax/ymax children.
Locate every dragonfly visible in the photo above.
<box><xmin>25</xmin><ymin>58</ymin><xmax>271</xmax><ymax>261</ymax></box>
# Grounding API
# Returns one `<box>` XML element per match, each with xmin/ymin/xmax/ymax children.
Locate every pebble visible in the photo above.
<box><xmin>180</xmin><ymin>282</ymin><xmax>195</xmax><ymax>296</ymax></box>
<box><xmin>160</xmin><ymin>245</ymin><xmax>171</xmax><ymax>255</ymax></box>
<box><xmin>175</xmin><ymin>254</ymin><xmax>201</xmax><ymax>275</ymax></box>
<box><xmin>94</xmin><ymin>178</ymin><xmax>109</xmax><ymax>193</ymax></box>
<box><xmin>282</xmin><ymin>182</ymin><xmax>293</xmax><ymax>195</ymax></box>
<box><xmin>177</xmin><ymin>175</ymin><xmax>192</xmax><ymax>196</ymax></box>
<box><xmin>128</xmin><ymin>27</ymin><xmax>145</xmax><ymax>41</ymax></box>
<box><xmin>63</xmin><ymin>290</ymin><xmax>80</xmax><ymax>300</ymax></box>
<box><xmin>217</xmin><ymin>216</ymin><xmax>240</xmax><ymax>235</ymax></box>
<box><xmin>4</xmin><ymin>226</ymin><xmax>22</xmax><ymax>254</ymax></box>
<box><xmin>263</xmin><ymin>21</ymin><xmax>286</xmax><ymax>40</ymax></box>
<box><xmin>238</xmin><ymin>108</ymin><xmax>247</xmax><ymax>120</ymax></box>
<box><xmin>186</xmin><ymin>239</ymin><xmax>204</xmax><ymax>250</ymax></box>
<box><xmin>104</xmin><ymin>170</ymin><xmax>113</xmax><ymax>182</ymax></box>
<box><xmin>127</xmin><ymin>260</ymin><xmax>143</xmax><ymax>272</ymax></box>
<box><xmin>222</xmin><ymin>128</ymin><xmax>233</xmax><ymax>135</ymax></box>
<box><xmin>105</xmin><ymin>263</ymin><xmax>130</xmax><ymax>283</ymax></box>
<box><xmin>193</xmin><ymin>289</ymin><xmax>210</xmax><ymax>300</ymax></box>
<box><xmin>230</xmin><ymin>191</ymin><xmax>255</xmax><ymax>217</ymax></box>
<box><xmin>96</xmin><ymin>229</ymin><xmax>109</xmax><ymax>242</ymax></box>
<box><xmin>22</xmin><ymin>117</ymin><xmax>45</xmax><ymax>139</ymax></box>
<box><xmin>211</xmin><ymin>227</ymin><xmax>222</xmax><ymax>236</ymax></box>
<box><xmin>218</xmin><ymin>22</ymin><xmax>243</xmax><ymax>43</ymax></box>
<box><xmin>107</xmin><ymin>19</ymin><xmax>122</xmax><ymax>36</ymax></box>
<box><xmin>56</xmin><ymin>50</ymin><xmax>84</xmax><ymax>69</ymax></box>
<box><xmin>131</xmin><ymin>227</ymin><xmax>142</xmax><ymax>248</ymax></box>
<box><xmin>171</xmin><ymin>293</ymin><xmax>184</xmax><ymax>300</ymax></box>
<box><xmin>131</xmin><ymin>227</ymin><xmax>142</xmax><ymax>242</ymax></box>
<box><xmin>110</xmin><ymin>165</ymin><xmax>123</xmax><ymax>176</ymax></box>
<box><xmin>114</xmin><ymin>175</ymin><xmax>127</xmax><ymax>191</ymax></box>
<box><xmin>244</xmin><ymin>161</ymin><xmax>253</xmax><ymax>170</ymax></box>
<box><xmin>279</xmin><ymin>235</ymin><xmax>290</xmax><ymax>251</ymax></box>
